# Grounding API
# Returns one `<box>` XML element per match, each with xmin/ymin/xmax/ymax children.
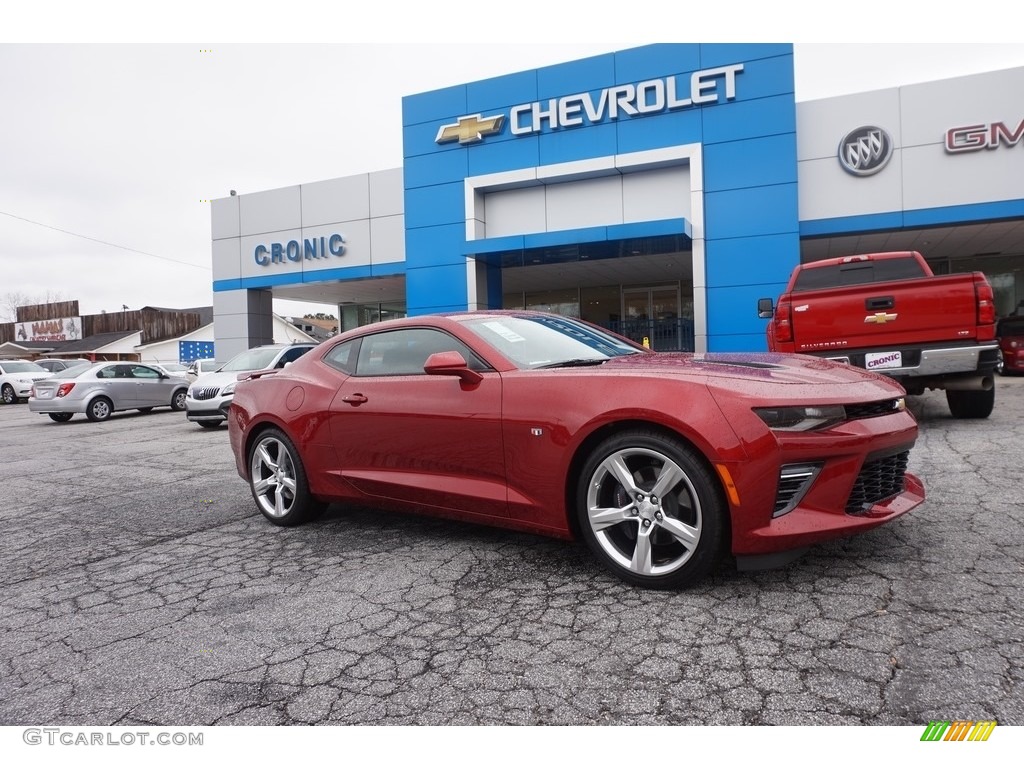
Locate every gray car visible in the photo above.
<box><xmin>29</xmin><ymin>362</ymin><xmax>190</xmax><ymax>422</ymax></box>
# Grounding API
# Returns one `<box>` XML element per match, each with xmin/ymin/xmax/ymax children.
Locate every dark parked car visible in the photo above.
<box><xmin>996</xmin><ymin>316</ymin><xmax>1024</xmax><ymax>375</ymax></box>
<box><xmin>226</xmin><ymin>311</ymin><xmax>926</xmax><ymax>589</ymax></box>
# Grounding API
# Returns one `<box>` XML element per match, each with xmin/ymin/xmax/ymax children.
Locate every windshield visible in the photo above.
<box><xmin>161</xmin><ymin>363</ymin><xmax>187</xmax><ymax>372</ymax></box>
<box><xmin>998</xmin><ymin>318</ymin><xmax>1024</xmax><ymax>337</ymax></box>
<box><xmin>61</xmin><ymin>364</ymin><xmax>93</xmax><ymax>378</ymax></box>
<box><xmin>221</xmin><ymin>347</ymin><xmax>282</xmax><ymax>372</ymax></box>
<box><xmin>462</xmin><ymin>315</ymin><xmax>645</xmax><ymax>370</ymax></box>
<box><xmin>1</xmin><ymin>362</ymin><xmax>46</xmax><ymax>373</ymax></box>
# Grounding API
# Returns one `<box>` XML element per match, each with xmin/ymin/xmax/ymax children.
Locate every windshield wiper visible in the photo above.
<box><xmin>535</xmin><ymin>358</ymin><xmax>608</xmax><ymax>369</ymax></box>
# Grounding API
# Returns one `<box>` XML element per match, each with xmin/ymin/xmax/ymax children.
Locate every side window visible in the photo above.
<box><xmin>131</xmin><ymin>365</ymin><xmax>160</xmax><ymax>379</ymax></box>
<box><xmin>355</xmin><ymin>329</ymin><xmax>486</xmax><ymax>377</ymax></box>
<box><xmin>276</xmin><ymin>346</ymin><xmax>311</xmax><ymax>367</ymax></box>
<box><xmin>323</xmin><ymin>340</ymin><xmax>358</xmax><ymax>374</ymax></box>
<box><xmin>97</xmin><ymin>366</ymin><xmax>118</xmax><ymax>379</ymax></box>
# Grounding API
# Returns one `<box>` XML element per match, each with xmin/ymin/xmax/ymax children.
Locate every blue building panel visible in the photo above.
<box><xmin>403</xmin><ymin>182</ymin><xmax>466</xmax><ymax>230</ymax></box>
<box><xmin>406</xmin><ymin>262</ymin><xmax>472</xmax><ymax>314</ymax></box>
<box><xmin>702</xmin><ymin>93</ymin><xmax>797</xmax><ymax>145</ymax></box>
<box><xmin>706</xmin><ymin>282</ymin><xmax>788</xmax><ymax>347</ymax></box>
<box><xmin>613</xmin><ymin>44</ymin><xmax>702</xmax><ymax>85</ymax></box>
<box><xmin>179</xmin><ymin>340</ymin><xmax>214</xmax><ymax>364</ymax></box>
<box><xmin>402</xmin><ymin>84</ymin><xmax>468</xmax><ymax>127</ymax></box>
<box><xmin>705</xmin><ymin>184</ymin><xmax>799</xmax><ymax>240</ymax></box>
<box><xmin>404</xmin><ymin>222</ymin><xmax>466</xmax><ymax>268</ymax></box>
<box><xmin>466</xmin><ymin>68</ymin><xmax>539</xmax><ymax>113</ymax></box>
<box><xmin>616</xmin><ymin>108</ymin><xmax>703</xmax><ymax>155</ymax></box>
<box><xmin>699</xmin><ymin>43</ymin><xmax>793</xmax><ymax>72</ymax></box>
<box><xmin>467</xmin><ymin>133</ymin><xmax>541</xmax><ymax>177</ymax></box>
<box><xmin>403</xmin><ymin>150</ymin><xmax>468</xmax><ymax>190</ymax></box>
<box><xmin>704</xmin><ymin>134</ymin><xmax>799</xmax><ymax>193</ymax></box>
<box><xmin>537</xmin><ymin>122</ymin><xmax>618</xmax><ymax>166</ymax></box>
<box><xmin>705</xmin><ymin>233</ymin><xmax>800</xmax><ymax>288</ymax></box>
<box><xmin>536</xmin><ymin>52</ymin><xmax>616</xmax><ymax>101</ymax></box>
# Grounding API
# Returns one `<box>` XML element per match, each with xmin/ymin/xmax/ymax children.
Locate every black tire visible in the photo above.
<box><xmin>946</xmin><ymin>387</ymin><xmax>994</xmax><ymax>419</ymax></box>
<box><xmin>576</xmin><ymin>429</ymin><xmax>725</xmax><ymax>589</ymax></box>
<box><xmin>171</xmin><ymin>389</ymin><xmax>187</xmax><ymax>411</ymax></box>
<box><xmin>247</xmin><ymin>427</ymin><xmax>324</xmax><ymax>526</ymax></box>
<box><xmin>197</xmin><ymin>420</ymin><xmax>223</xmax><ymax>429</ymax></box>
<box><xmin>137</xmin><ymin>407</ymin><xmax>154</xmax><ymax>413</ymax></box>
<box><xmin>48</xmin><ymin>413</ymin><xmax>73</xmax><ymax>422</ymax></box>
<box><xmin>1</xmin><ymin>385</ymin><xmax>15</xmax><ymax>405</ymax></box>
<box><xmin>86</xmin><ymin>397</ymin><xmax>113</xmax><ymax>422</ymax></box>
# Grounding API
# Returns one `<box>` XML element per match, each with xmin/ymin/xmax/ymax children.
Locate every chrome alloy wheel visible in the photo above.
<box><xmin>585</xmin><ymin>447</ymin><xmax>702</xmax><ymax>577</ymax></box>
<box><xmin>250</xmin><ymin>435</ymin><xmax>300</xmax><ymax>519</ymax></box>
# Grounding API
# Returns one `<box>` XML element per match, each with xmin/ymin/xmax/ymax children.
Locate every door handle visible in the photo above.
<box><xmin>342</xmin><ymin>394</ymin><xmax>368</xmax><ymax>405</ymax></box>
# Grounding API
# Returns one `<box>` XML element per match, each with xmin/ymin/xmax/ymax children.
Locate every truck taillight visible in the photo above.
<box><xmin>974</xmin><ymin>273</ymin><xmax>995</xmax><ymax>339</ymax></box>
<box><xmin>774</xmin><ymin>300</ymin><xmax>793</xmax><ymax>344</ymax></box>
<box><xmin>56</xmin><ymin>383</ymin><xmax>76</xmax><ymax>397</ymax></box>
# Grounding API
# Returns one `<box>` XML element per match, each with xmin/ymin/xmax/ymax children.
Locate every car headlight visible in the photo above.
<box><xmin>754</xmin><ymin>405</ymin><xmax>846</xmax><ymax>431</ymax></box>
<box><xmin>221</xmin><ymin>382</ymin><xmax>236</xmax><ymax>396</ymax></box>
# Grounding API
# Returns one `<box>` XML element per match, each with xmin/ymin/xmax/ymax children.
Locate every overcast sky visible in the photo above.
<box><xmin>3</xmin><ymin>7</ymin><xmax>1024</xmax><ymax>321</ymax></box>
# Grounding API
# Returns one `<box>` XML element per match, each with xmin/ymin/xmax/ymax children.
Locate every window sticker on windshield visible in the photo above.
<box><xmin>482</xmin><ymin>321</ymin><xmax>526</xmax><ymax>343</ymax></box>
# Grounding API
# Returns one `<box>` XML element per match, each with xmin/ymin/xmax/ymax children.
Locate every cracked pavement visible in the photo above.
<box><xmin>1</xmin><ymin>378</ymin><xmax>1021</xmax><ymax>726</ymax></box>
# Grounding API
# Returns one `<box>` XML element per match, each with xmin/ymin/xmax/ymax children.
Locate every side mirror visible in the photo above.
<box><xmin>424</xmin><ymin>351</ymin><xmax>483</xmax><ymax>385</ymax></box>
<box><xmin>757</xmin><ymin>298</ymin><xmax>775</xmax><ymax>319</ymax></box>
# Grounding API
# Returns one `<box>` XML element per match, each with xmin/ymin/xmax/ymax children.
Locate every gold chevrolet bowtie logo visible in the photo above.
<box><xmin>865</xmin><ymin>312</ymin><xmax>898</xmax><ymax>324</ymax></box>
<box><xmin>435</xmin><ymin>114</ymin><xmax>505</xmax><ymax>145</ymax></box>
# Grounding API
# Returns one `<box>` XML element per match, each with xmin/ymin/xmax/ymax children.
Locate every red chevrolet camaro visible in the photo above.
<box><xmin>228</xmin><ymin>311</ymin><xmax>925</xmax><ymax>589</ymax></box>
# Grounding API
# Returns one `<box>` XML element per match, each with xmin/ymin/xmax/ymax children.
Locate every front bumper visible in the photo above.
<box><xmin>185</xmin><ymin>397</ymin><xmax>232</xmax><ymax>422</ymax></box>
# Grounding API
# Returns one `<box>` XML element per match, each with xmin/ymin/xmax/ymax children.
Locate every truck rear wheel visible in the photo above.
<box><xmin>946</xmin><ymin>387</ymin><xmax>994</xmax><ymax>419</ymax></box>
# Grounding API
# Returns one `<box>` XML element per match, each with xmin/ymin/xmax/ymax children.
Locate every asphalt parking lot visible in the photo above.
<box><xmin>1</xmin><ymin>379</ymin><xmax>1021</xmax><ymax>726</ymax></box>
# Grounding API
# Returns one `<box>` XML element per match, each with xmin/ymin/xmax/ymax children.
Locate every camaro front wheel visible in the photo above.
<box><xmin>576</xmin><ymin>430</ymin><xmax>725</xmax><ymax>589</ymax></box>
<box><xmin>248</xmin><ymin>428</ymin><xmax>324</xmax><ymax>526</ymax></box>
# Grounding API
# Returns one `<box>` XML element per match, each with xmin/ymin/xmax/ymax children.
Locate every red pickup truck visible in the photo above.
<box><xmin>758</xmin><ymin>251</ymin><xmax>1000</xmax><ymax>418</ymax></box>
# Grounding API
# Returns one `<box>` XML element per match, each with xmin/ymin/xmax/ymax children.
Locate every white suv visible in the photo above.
<box><xmin>184</xmin><ymin>343</ymin><xmax>315</xmax><ymax>428</ymax></box>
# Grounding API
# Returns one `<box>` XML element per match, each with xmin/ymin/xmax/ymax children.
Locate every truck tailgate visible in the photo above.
<box><xmin>789</xmin><ymin>275</ymin><xmax>980</xmax><ymax>351</ymax></box>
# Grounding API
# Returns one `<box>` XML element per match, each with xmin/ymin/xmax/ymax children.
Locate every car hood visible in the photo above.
<box><xmin>601</xmin><ymin>352</ymin><xmax>899</xmax><ymax>388</ymax></box>
<box><xmin>191</xmin><ymin>370</ymin><xmax>261</xmax><ymax>388</ymax></box>
<box><xmin>7</xmin><ymin>371</ymin><xmax>53</xmax><ymax>382</ymax></box>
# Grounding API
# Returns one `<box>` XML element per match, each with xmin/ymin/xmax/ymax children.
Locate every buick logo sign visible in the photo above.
<box><xmin>838</xmin><ymin>126</ymin><xmax>893</xmax><ymax>176</ymax></box>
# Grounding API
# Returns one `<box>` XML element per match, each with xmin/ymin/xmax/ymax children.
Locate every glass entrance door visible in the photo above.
<box><xmin>621</xmin><ymin>286</ymin><xmax>691</xmax><ymax>351</ymax></box>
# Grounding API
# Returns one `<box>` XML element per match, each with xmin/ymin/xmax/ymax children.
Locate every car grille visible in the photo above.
<box><xmin>845</xmin><ymin>451</ymin><xmax>910</xmax><ymax>514</ymax></box>
<box><xmin>845</xmin><ymin>399</ymin><xmax>903</xmax><ymax>420</ymax></box>
<box><xmin>773</xmin><ymin>463</ymin><xmax>822</xmax><ymax>517</ymax></box>
<box><xmin>193</xmin><ymin>386</ymin><xmax>221</xmax><ymax>401</ymax></box>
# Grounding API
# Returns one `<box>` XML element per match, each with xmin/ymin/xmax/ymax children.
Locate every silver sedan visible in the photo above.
<box><xmin>29</xmin><ymin>362</ymin><xmax>190</xmax><ymax>422</ymax></box>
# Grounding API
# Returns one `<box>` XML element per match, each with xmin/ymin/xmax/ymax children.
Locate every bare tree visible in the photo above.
<box><xmin>1</xmin><ymin>290</ymin><xmax>71</xmax><ymax>323</ymax></box>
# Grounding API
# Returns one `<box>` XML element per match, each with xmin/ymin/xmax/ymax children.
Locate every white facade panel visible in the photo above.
<box><xmin>899</xmin><ymin>67</ymin><xmax>1024</xmax><ymax>147</ymax></box>
<box><xmin>545</xmin><ymin>175</ymin><xmax>624</xmax><ymax>231</ymax></box>
<box><xmin>303</xmin><ymin>220</ymin><xmax>372</xmax><ymax>274</ymax></box>
<box><xmin>370</xmin><ymin>215</ymin><xmax>406</xmax><ymax>264</ymax></box>
<box><xmin>798</xmin><ymin>152</ymin><xmax>905</xmax><ymax>221</ymax></box>
<box><xmin>797</xmin><ymin>88</ymin><xmax>901</xmax><ymax>161</ymax></box>
<box><xmin>240</xmin><ymin>229</ymin><xmax>304</xmax><ymax>280</ymax></box>
<box><xmin>211</xmin><ymin>196</ymin><xmax>240</xmax><ymax>240</ymax></box>
<box><xmin>622</xmin><ymin>166</ymin><xmax>690</xmax><ymax>223</ymax></box>
<box><xmin>484</xmin><ymin>187</ymin><xmax>547</xmax><ymax>238</ymax></box>
<box><xmin>369</xmin><ymin>168</ymin><xmax>404</xmax><ymax>218</ymax></box>
<box><xmin>239</xmin><ymin>186</ymin><xmax>302</xmax><ymax>236</ymax></box>
<box><xmin>212</xmin><ymin>238</ymin><xmax>241</xmax><ymax>283</ymax></box>
<box><xmin>301</xmin><ymin>175</ymin><xmax>370</xmax><ymax>227</ymax></box>
<box><xmin>902</xmin><ymin>141</ymin><xmax>1024</xmax><ymax>210</ymax></box>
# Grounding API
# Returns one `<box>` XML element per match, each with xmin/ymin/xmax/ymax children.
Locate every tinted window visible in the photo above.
<box><xmin>130</xmin><ymin>365</ymin><xmax>161</xmax><ymax>379</ymax></box>
<box><xmin>355</xmin><ymin>329</ymin><xmax>485</xmax><ymax>376</ymax></box>
<box><xmin>323</xmin><ymin>340</ymin><xmax>358</xmax><ymax>374</ymax></box>
<box><xmin>96</xmin><ymin>366</ymin><xmax>119</xmax><ymax>379</ymax></box>
<box><xmin>277</xmin><ymin>346</ymin><xmax>312</xmax><ymax>366</ymax></box>
<box><xmin>793</xmin><ymin>257</ymin><xmax>928</xmax><ymax>292</ymax></box>
<box><xmin>997</xmin><ymin>318</ymin><xmax>1024</xmax><ymax>336</ymax></box>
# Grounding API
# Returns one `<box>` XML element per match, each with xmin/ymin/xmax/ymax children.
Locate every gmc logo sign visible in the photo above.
<box><xmin>945</xmin><ymin>118</ymin><xmax>1024</xmax><ymax>153</ymax></box>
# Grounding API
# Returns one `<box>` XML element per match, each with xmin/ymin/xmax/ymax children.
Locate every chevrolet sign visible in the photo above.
<box><xmin>435</xmin><ymin>63</ymin><xmax>744</xmax><ymax>145</ymax></box>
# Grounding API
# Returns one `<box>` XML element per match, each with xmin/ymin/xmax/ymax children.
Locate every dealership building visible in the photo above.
<box><xmin>209</xmin><ymin>43</ymin><xmax>1024</xmax><ymax>362</ymax></box>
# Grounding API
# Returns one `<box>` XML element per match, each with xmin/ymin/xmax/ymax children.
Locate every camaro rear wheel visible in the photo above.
<box><xmin>577</xmin><ymin>430</ymin><xmax>725</xmax><ymax>589</ymax></box>
<box><xmin>48</xmin><ymin>413</ymin><xmax>73</xmax><ymax>422</ymax></box>
<box><xmin>86</xmin><ymin>397</ymin><xmax>113</xmax><ymax>422</ymax></box>
<box><xmin>248</xmin><ymin>428</ymin><xmax>323</xmax><ymax>526</ymax></box>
